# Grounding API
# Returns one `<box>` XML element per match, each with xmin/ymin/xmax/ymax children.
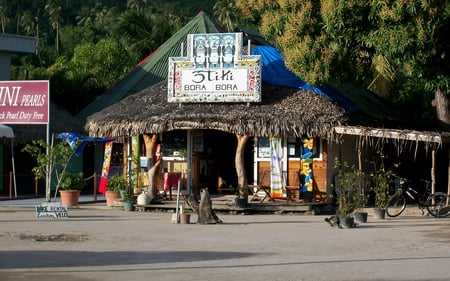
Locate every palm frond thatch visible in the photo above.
<box><xmin>85</xmin><ymin>80</ymin><xmax>348</xmax><ymax>140</ymax></box>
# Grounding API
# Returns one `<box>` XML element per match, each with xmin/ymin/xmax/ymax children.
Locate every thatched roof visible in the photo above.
<box><xmin>85</xmin><ymin>80</ymin><xmax>347</xmax><ymax>140</ymax></box>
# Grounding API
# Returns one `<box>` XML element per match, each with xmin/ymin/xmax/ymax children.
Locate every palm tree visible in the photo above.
<box><xmin>76</xmin><ymin>4</ymin><xmax>118</xmax><ymax>38</ymax></box>
<box><xmin>0</xmin><ymin>5</ymin><xmax>8</xmax><ymax>34</ymax></box>
<box><xmin>20</xmin><ymin>10</ymin><xmax>38</xmax><ymax>36</ymax></box>
<box><xmin>127</xmin><ymin>0</ymin><xmax>148</xmax><ymax>12</ymax></box>
<box><xmin>94</xmin><ymin>5</ymin><xmax>116</xmax><ymax>30</ymax></box>
<box><xmin>115</xmin><ymin>10</ymin><xmax>173</xmax><ymax>59</ymax></box>
<box><xmin>367</xmin><ymin>54</ymin><xmax>396</xmax><ymax>100</ymax></box>
<box><xmin>76</xmin><ymin>6</ymin><xmax>96</xmax><ymax>27</ymax></box>
<box><xmin>213</xmin><ymin>0</ymin><xmax>240</xmax><ymax>32</ymax></box>
<box><xmin>45</xmin><ymin>0</ymin><xmax>63</xmax><ymax>52</ymax></box>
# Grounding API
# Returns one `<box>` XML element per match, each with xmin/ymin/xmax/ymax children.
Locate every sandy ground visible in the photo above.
<box><xmin>1</xmin><ymin>204</ymin><xmax>450</xmax><ymax>281</ymax></box>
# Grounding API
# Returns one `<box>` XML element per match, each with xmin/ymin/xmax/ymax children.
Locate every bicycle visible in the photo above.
<box><xmin>385</xmin><ymin>176</ymin><xmax>450</xmax><ymax>218</ymax></box>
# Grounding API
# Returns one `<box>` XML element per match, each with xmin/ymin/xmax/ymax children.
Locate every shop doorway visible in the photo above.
<box><xmin>195</xmin><ymin>130</ymin><xmax>254</xmax><ymax>194</ymax></box>
<box><xmin>162</xmin><ymin>130</ymin><xmax>254</xmax><ymax>195</ymax></box>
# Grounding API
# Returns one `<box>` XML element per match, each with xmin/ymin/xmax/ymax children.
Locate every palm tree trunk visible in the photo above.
<box><xmin>56</xmin><ymin>23</ymin><xmax>59</xmax><ymax>52</ymax></box>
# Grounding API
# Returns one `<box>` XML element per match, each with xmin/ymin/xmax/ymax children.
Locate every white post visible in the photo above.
<box><xmin>175</xmin><ymin>174</ymin><xmax>182</xmax><ymax>224</ymax></box>
<box><xmin>10</xmin><ymin>138</ymin><xmax>17</xmax><ymax>197</ymax></box>
<box><xmin>186</xmin><ymin>130</ymin><xmax>192</xmax><ymax>195</ymax></box>
<box><xmin>45</xmin><ymin>128</ymin><xmax>51</xmax><ymax>202</ymax></box>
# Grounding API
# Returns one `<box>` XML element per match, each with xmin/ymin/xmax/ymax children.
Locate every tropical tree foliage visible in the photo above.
<box><xmin>0</xmin><ymin>5</ymin><xmax>9</xmax><ymax>34</ymax></box>
<box><xmin>5</xmin><ymin>0</ymin><xmax>216</xmax><ymax>115</ymax></box>
<box><xmin>236</xmin><ymin>0</ymin><xmax>450</xmax><ymax>116</ymax></box>
<box><xmin>213</xmin><ymin>0</ymin><xmax>241</xmax><ymax>32</ymax></box>
<box><xmin>68</xmin><ymin>38</ymin><xmax>134</xmax><ymax>89</ymax></box>
<box><xmin>44</xmin><ymin>0</ymin><xmax>63</xmax><ymax>52</ymax></box>
<box><xmin>115</xmin><ymin>9</ymin><xmax>180</xmax><ymax>59</ymax></box>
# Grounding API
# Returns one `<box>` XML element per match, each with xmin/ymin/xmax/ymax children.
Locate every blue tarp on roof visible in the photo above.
<box><xmin>251</xmin><ymin>45</ymin><xmax>357</xmax><ymax>112</ymax></box>
<box><xmin>57</xmin><ymin>133</ymin><xmax>115</xmax><ymax>156</ymax></box>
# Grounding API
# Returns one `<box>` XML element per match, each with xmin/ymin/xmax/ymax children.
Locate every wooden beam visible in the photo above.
<box><xmin>334</xmin><ymin>126</ymin><xmax>442</xmax><ymax>143</ymax></box>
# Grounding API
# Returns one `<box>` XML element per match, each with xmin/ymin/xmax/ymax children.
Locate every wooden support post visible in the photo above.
<box><xmin>432</xmin><ymin>148</ymin><xmax>436</xmax><ymax>195</ymax></box>
<box><xmin>143</xmin><ymin>134</ymin><xmax>160</xmax><ymax>201</ymax></box>
<box><xmin>93</xmin><ymin>172</ymin><xmax>97</xmax><ymax>201</ymax></box>
<box><xmin>235</xmin><ymin>134</ymin><xmax>249</xmax><ymax>198</ymax></box>
<box><xmin>122</xmin><ymin>137</ymin><xmax>128</xmax><ymax>179</ymax></box>
<box><xmin>9</xmin><ymin>171</ymin><xmax>12</xmax><ymax>199</ymax></box>
<box><xmin>35</xmin><ymin>176</ymin><xmax>38</xmax><ymax>196</ymax></box>
<box><xmin>447</xmin><ymin>146</ymin><xmax>450</xmax><ymax>197</ymax></box>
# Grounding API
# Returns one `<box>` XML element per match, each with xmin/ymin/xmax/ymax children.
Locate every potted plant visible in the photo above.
<box><xmin>122</xmin><ymin>181</ymin><xmax>135</xmax><ymax>211</ymax></box>
<box><xmin>371</xmin><ymin>176</ymin><xmax>390</xmax><ymax>219</ymax></box>
<box><xmin>353</xmin><ymin>174</ymin><xmax>370</xmax><ymax>223</ymax></box>
<box><xmin>22</xmin><ymin>138</ymin><xmax>77</xmax><ymax>203</ymax></box>
<box><xmin>58</xmin><ymin>171</ymin><xmax>87</xmax><ymax>207</ymax></box>
<box><xmin>369</xmin><ymin>151</ymin><xmax>399</xmax><ymax>219</ymax></box>
<box><xmin>336</xmin><ymin>188</ymin><xmax>356</xmax><ymax>228</ymax></box>
<box><xmin>179</xmin><ymin>205</ymin><xmax>192</xmax><ymax>224</ymax></box>
<box><xmin>234</xmin><ymin>185</ymin><xmax>248</xmax><ymax>208</ymax></box>
<box><xmin>105</xmin><ymin>175</ymin><xmax>127</xmax><ymax>207</ymax></box>
<box><xmin>334</xmin><ymin>158</ymin><xmax>359</xmax><ymax>228</ymax></box>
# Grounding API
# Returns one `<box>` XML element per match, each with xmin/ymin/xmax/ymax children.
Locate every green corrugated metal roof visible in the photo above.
<box><xmin>77</xmin><ymin>11</ymin><xmax>221</xmax><ymax>119</ymax></box>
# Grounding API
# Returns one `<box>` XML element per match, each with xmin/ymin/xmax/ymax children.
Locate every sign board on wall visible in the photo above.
<box><xmin>168</xmin><ymin>33</ymin><xmax>261</xmax><ymax>103</ymax></box>
<box><xmin>0</xmin><ymin>80</ymin><xmax>49</xmax><ymax>124</ymax></box>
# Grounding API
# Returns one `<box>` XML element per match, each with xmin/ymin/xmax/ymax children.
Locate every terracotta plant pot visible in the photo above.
<box><xmin>179</xmin><ymin>213</ymin><xmax>191</xmax><ymax>224</ymax></box>
<box><xmin>105</xmin><ymin>191</ymin><xmax>122</xmax><ymax>207</ymax></box>
<box><xmin>59</xmin><ymin>190</ymin><xmax>81</xmax><ymax>207</ymax></box>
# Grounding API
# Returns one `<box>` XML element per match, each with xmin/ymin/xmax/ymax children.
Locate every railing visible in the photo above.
<box><xmin>4</xmin><ymin>172</ymin><xmax>100</xmax><ymax>201</ymax></box>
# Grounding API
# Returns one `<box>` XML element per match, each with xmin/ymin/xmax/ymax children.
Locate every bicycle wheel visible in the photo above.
<box><xmin>426</xmin><ymin>192</ymin><xmax>450</xmax><ymax>218</ymax></box>
<box><xmin>386</xmin><ymin>194</ymin><xmax>406</xmax><ymax>217</ymax></box>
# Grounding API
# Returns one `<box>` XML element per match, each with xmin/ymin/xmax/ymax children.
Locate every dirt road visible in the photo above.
<box><xmin>1</xmin><ymin>204</ymin><xmax>449</xmax><ymax>281</ymax></box>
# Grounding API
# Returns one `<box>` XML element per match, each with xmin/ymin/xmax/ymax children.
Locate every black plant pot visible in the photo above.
<box><xmin>354</xmin><ymin>212</ymin><xmax>368</xmax><ymax>223</ymax></box>
<box><xmin>235</xmin><ymin>197</ymin><xmax>248</xmax><ymax>208</ymax></box>
<box><xmin>373</xmin><ymin>208</ymin><xmax>386</xmax><ymax>219</ymax></box>
<box><xmin>339</xmin><ymin>217</ymin><xmax>355</xmax><ymax>228</ymax></box>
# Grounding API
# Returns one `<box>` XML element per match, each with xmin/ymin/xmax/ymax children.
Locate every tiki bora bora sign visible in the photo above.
<box><xmin>168</xmin><ymin>32</ymin><xmax>262</xmax><ymax>103</ymax></box>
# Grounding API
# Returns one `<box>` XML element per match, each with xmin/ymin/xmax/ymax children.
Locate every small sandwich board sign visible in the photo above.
<box><xmin>36</xmin><ymin>202</ymin><xmax>68</xmax><ymax>218</ymax></box>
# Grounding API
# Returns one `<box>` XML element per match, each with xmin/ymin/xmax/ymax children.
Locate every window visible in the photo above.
<box><xmin>257</xmin><ymin>137</ymin><xmax>322</xmax><ymax>160</ymax></box>
<box><xmin>287</xmin><ymin>137</ymin><xmax>301</xmax><ymax>157</ymax></box>
<box><xmin>162</xmin><ymin>130</ymin><xmax>187</xmax><ymax>158</ymax></box>
<box><xmin>257</xmin><ymin>138</ymin><xmax>271</xmax><ymax>158</ymax></box>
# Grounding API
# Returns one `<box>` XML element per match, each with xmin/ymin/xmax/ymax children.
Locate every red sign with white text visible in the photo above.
<box><xmin>0</xmin><ymin>80</ymin><xmax>49</xmax><ymax>124</ymax></box>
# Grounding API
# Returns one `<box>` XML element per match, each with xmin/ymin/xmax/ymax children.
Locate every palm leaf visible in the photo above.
<box><xmin>368</xmin><ymin>54</ymin><xmax>396</xmax><ymax>99</ymax></box>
